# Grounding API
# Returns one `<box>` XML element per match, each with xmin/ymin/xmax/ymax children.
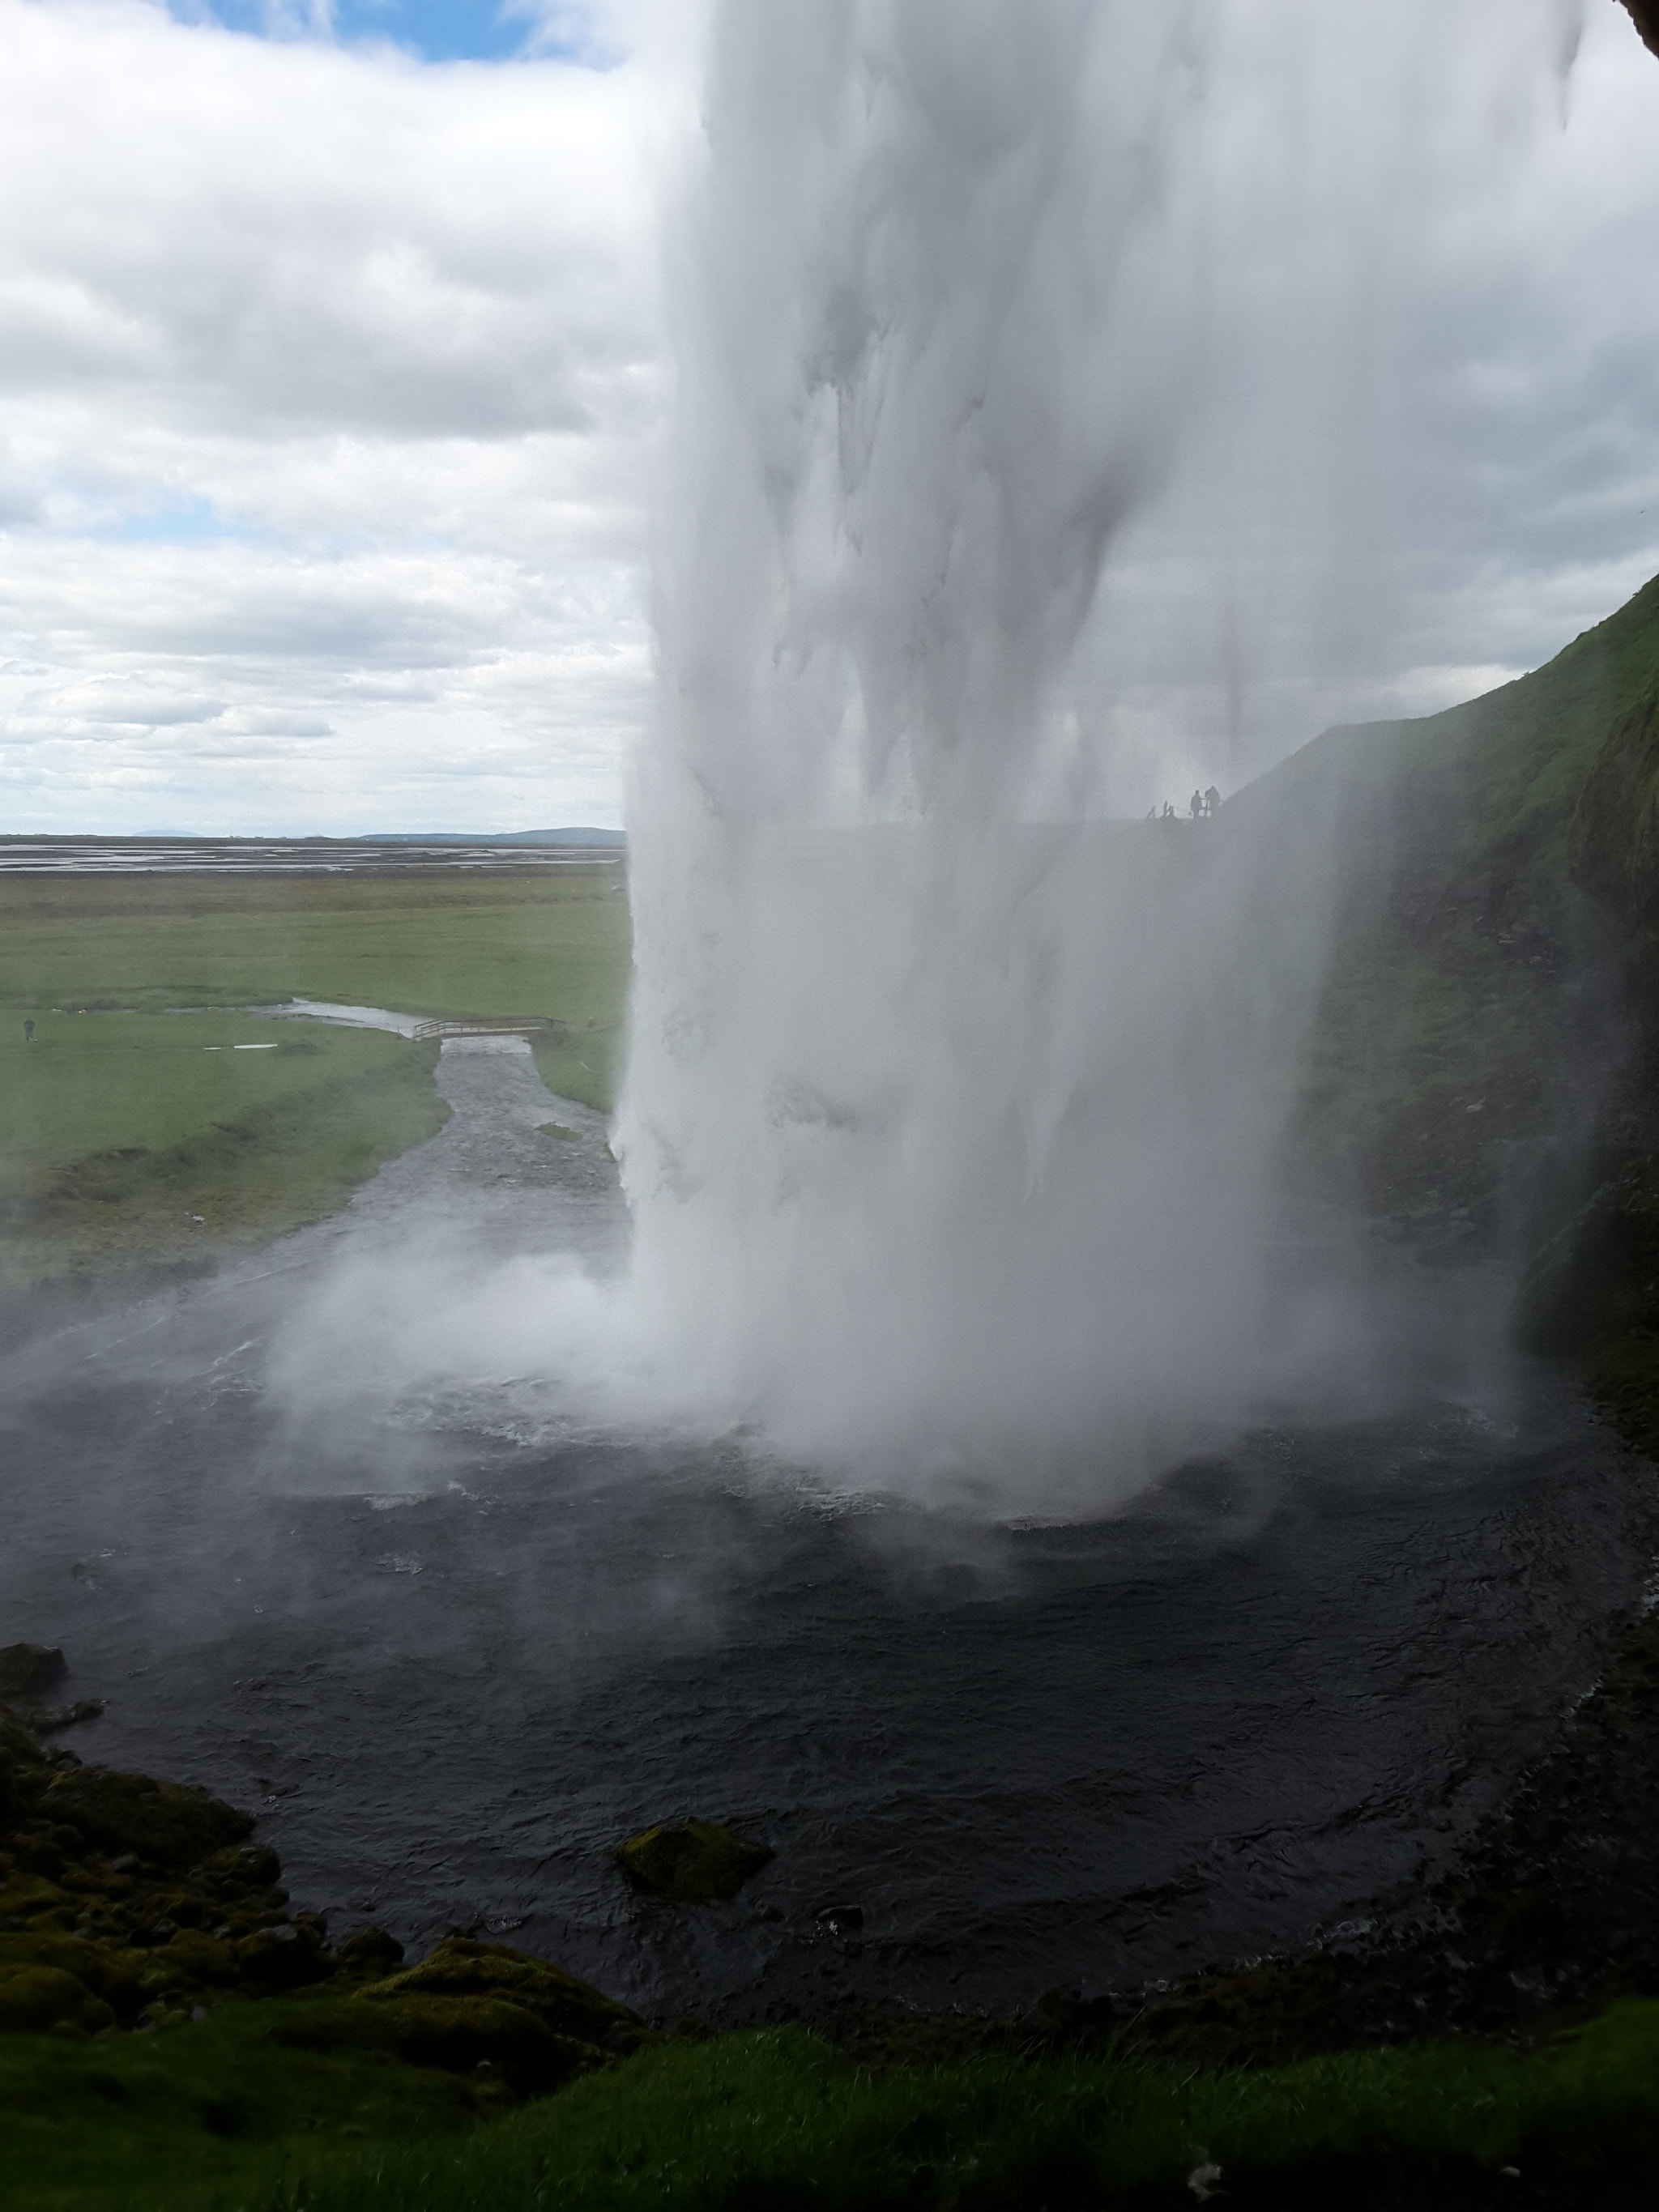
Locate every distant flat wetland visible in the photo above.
<box><xmin>0</xmin><ymin>860</ymin><xmax>629</xmax><ymax>1306</ymax></box>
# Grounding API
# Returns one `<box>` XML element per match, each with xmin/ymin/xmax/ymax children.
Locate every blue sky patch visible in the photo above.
<box><xmin>174</xmin><ymin>3</ymin><xmax>597</xmax><ymax>67</ymax></box>
<box><xmin>105</xmin><ymin>497</ymin><xmax>262</xmax><ymax>546</ymax></box>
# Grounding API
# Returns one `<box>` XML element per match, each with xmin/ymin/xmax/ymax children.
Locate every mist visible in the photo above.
<box><xmin>605</xmin><ymin>0</ymin><xmax>1582</xmax><ymax>1502</ymax></box>
<box><xmin>230</xmin><ymin>1</ymin><xmax>1595</xmax><ymax>1513</ymax></box>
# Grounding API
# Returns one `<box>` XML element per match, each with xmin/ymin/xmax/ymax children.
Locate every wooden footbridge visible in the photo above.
<box><xmin>410</xmin><ymin>1016</ymin><xmax>552</xmax><ymax>1042</ymax></box>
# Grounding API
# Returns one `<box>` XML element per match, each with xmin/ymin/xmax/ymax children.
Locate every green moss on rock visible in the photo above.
<box><xmin>1</xmin><ymin>1708</ymin><xmax>652</xmax><ymax>2115</ymax></box>
<box><xmin>0</xmin><ymin>1933</ymin><xmax>143</xmax><ymax>2015</ymax></box>
<box><xmin>359</xmin><ymin>1937</ymin><xmax>653</xmax><ymax>2055</ymax></box>
<box><xmin>616</xmin><ymin>1818</ymin><xmax>774</xmax><ymax>1903</ymax></box>
<box><xmin>0</xmin><ymin>1963</ymin><xmax>114</xmax><ymax>2036</ymax></box>
<box><xmin>0</xmin><ymin>1720</ymin><xmax>399</xmax><ymax>2032</ymax></box>
<box><xmin>276</xmin><ymin>1992</ymin><xmax>574</xmax><ymax>2094</ymax></box>
<box><xmin>271</xmin><ymin>1938</ymin><xmax>655</xmax><ymax>2095</ymax></box>
<box><xmin>332</xmin><ymin>1926</ymin><xmax>405</xmax><ymax>1980</ymax></box>
<box><xmin>0</xmin><ymin>1645</ymin><xmax>66</xmax><ymax>1705</ymax></box>
<box><xmin>41</xmin><ymin>1767</ymin><xmax>253</xmax><ymax>1872</ymax></box>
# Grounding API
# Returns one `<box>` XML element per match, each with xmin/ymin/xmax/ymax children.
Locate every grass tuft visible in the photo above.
<box><xmin>7</xmin><ymin>2002</ymin><xmax>1649</xmax><ymax>2212</ymax></box>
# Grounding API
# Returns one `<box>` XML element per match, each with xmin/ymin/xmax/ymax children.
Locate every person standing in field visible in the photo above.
<box><xmin>22</xmin><ymin>1019</ymin><xmax>33</xmax><ymax>1043</ymax></box>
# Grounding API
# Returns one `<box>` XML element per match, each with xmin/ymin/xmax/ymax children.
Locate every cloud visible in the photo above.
<box><xmin>0</xmin><ymin>0</ymin><xmax>680</xmax><ymax>830</ymax></box>
<box><xmin>24</xmin><ymin>677</ymin><xmax>232</xmax><ymax>726</ymax></box>
<box><xmin>0</xmin><ymin>532</ymin><xmax>648</xmax><ymax>827</ymax></box>
<box><xmin>1056</xmin><ymin>0</ymin><xmax>1659</xmax><ymax>805</ymax></box>
<box><xmin>1</xmin><ymin>11</ymin><xmax>665</xmax><ymax>437</ymax></box>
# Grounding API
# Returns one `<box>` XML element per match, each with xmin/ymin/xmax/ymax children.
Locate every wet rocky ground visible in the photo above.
<box><xmin>817</xmin><ymin>1549</ymin><xmax>1659</xmax><ymax>2075</ymax></box>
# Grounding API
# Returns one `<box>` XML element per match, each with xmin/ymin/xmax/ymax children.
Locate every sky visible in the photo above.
<box><xmin>0</xmin><ymin>0</ymin><xmax>1657</xmax><ymax>834</ymax></box>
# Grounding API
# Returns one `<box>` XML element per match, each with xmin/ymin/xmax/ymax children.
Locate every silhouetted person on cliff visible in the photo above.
<box><xmin>1204</xmin><ymin>784</ymin><xmax>1221</xmax><ymax>818</ymax></box>
<box><xmin>1189</xmin><ymin>790</ymin><xmax>1204</xmax><ymax>820</ymax></box>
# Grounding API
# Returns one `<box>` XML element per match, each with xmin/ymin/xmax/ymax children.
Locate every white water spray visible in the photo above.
<box><xmin>613</xmin><ymin>0</ymin><xmax>1584</xmax><ymax>1499</ymax></box>
<box><xmin>246</xmin><ymin>1</ymin><xmax>1592</xmax><ymax>1505</ymax></box>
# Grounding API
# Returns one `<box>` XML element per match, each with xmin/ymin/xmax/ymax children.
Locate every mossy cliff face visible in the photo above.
<box><xmin>0</xmin><ymin>1699</ymin><xmax>652</xmax><ymax>2095</ymax></box>
<box><xmin>1545</xmin><ymin>671</ymin><xmax>1659</xmax><ymax>1443</ymax></box>
<box><xmin>1269</xmin><ymin>574</ymin><xmax>1659</xmax><ymax>1370</ymax></box>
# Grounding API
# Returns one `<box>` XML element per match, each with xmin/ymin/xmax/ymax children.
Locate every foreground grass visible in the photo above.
<box><xmin>238</xmin><ymin>2011</ymin><xmax>1659</xmax><ymax>2209</ymax></box>
<box><xmin>4</xmin><ymin>2001</ymin><xmax>1658</xmax><ymax>2212</ymax></box>
<box><xmin>0</xmin><ymin>2001</ymin><xmax>498</xmax><ymax>2212</ymax></box>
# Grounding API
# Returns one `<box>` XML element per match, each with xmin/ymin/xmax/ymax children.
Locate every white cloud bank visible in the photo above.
<box><xmin>0</xmin><ymin>0</ymin><xmax>680</xmax><ymax>830</ymax></box>
<box><xmin>0</xmin><ymin>0</ymin><xmax>1657</xmax><ymax>831</ymax></box>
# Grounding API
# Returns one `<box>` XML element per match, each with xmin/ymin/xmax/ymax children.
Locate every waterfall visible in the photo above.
<box><xmin>614</xmin><ymin>0</ymin><xmax>1577</xmax><ymax>1501</ymax></box>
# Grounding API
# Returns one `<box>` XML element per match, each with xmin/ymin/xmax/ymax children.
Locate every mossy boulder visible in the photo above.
<box><xmin>0</xmin><ymin>1933</ymin><xmax>143</xmax><ymax>2017</ymax></box>
<box><xmin>234</xmin><ymin>1920</ymin><xmax>333</xmax><ymax>1996</ymax></box>
<box><xmin>0</xmin><ymin>1644</ymin><xmax>66</xmax><ymax>1705</ymax></box>
<box><xmin>332</xmin><ymin>1926</ymin><xmax>406</xmax><ymax>1981</ymax></box>
<box><xmin>42</xmin><ymin>1766</ymin><xmax>253</xmax><ymax>1871</ymax></box>
<box><xmin>160</xmin><ymin>1929</ymin><xmax>243</xmax><ymax>1990</ymax></box>
<box><xmin>271</xmin><ymin>1990</ymin><xmax>563</xmax><ymax>2091</ymax></box>
<box><xmin>203</xmin><ymin>1840</ymin><xmax>281</xmax><ymax>1889</ymax></box>
<box><xmin>0</xmin><ymin>1963</ymin><xmax>114</xmax><ymax>2036</ymax></box>
<box><xmin>616</xmin><ymin>1818</ymin><xmax>774</xmax><ymax>1903</ymax></box>
<box><xmin>358</xmin><ymin>1937</ymin><xmax>652</xmax><ymax>2056</ymax></box>
<box><xmin>276</xmin><ymin>1939</ymin><xmax>655</xmax><ymax>2094</ymax></box>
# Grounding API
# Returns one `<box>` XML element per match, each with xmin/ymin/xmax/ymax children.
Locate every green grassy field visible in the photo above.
<box><xmin>0</xmin><ymin>1999</ymin><xmax>496</xmax><ymax>2212</ymax></box>
<box><xmin>0</xmin><ymin>1012</ymin><xmax>446</xmax><ymax>1295</ymax></box>
<box><xmin>4</xmin><ymin>1997</ymin><xmax>1657</xmax><ymax>2211</ymax></box>
<box><xmin>1</xmin><ymin>1011</ymin><xmax>413</xmax><ymax>1168</ymax></box>
<box><xmin>0</xmin><ymin>868</ymin><xmax>632</xmax><ymax>1298</ymax></box>
<box><xmin>0</xmin><ymin>870</ymin><xmax>629</xmax><ymax>1024</ymax></box>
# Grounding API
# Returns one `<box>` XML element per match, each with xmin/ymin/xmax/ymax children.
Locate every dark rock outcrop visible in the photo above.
<box><xmin>617</xmin><ymin>1818</ymin><xmax>774</xmax><ymax>1903</ymax></box>
<box><xmin>41</xmin><ymin>1765</ymin><xmax>254</xmax><ymax>1872</ymax></box>
<box><xmin>271</xmin><ymin>1936</ymin><xmax>657</xmax><ymax>2094</ymax></box>
<box><xmin>0</xmin><ymin>1680</ymin><xmax>649</xmax><ymax>2100</ymax></box>
<box><xmin>0</xmin><ymin>1645</ymin><xmax>66</xmax><ymax>1703</ymax></box>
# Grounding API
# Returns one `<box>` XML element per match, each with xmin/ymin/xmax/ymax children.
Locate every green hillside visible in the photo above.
<box><xmin>1256</xmin><ymin>574</ymin><xmax>1659</xmax><ymax>1224</ymax></box>
<box><xmin>1252</xmin><ymin>569</ymin><xmax>1659</xmax><ymax>1441</ymax></box>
